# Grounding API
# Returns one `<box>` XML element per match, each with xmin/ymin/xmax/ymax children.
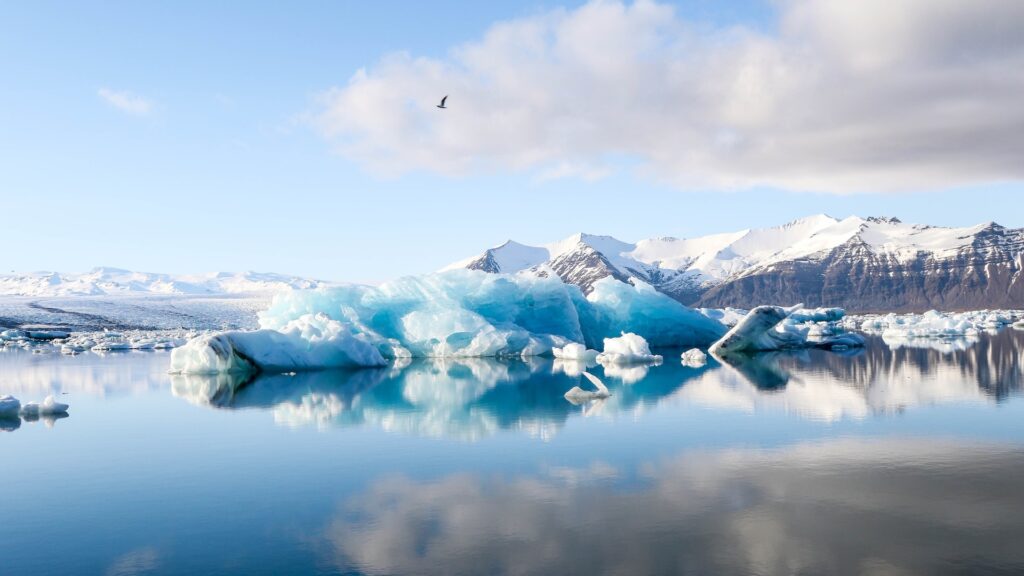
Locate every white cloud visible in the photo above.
<box><xmin>97</xmin><ymin>87</ymin><xmax>154</xmax><ymax>116</ymax></box>
<box><xmin>315</xmin><ymin>0</ymin><xmax>1024</xmax><ymax>193</ymax></box>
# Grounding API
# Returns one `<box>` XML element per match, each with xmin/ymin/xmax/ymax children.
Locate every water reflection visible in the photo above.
<box><xmin>172</xmin><ymin>358</ymin><xmax>713</xmax><ymax>440</ymax></box>
<box><xmin>320</xmin><ymin>439</ymin><xmax>1024</xmax><ymax>576</ymax></box>
<box><xmin>168</xmin><ymin>329</ymin><xmax>1024</xmax><ymax>435</ymax></box>
<box><xmin>0</xmin><ymin>412</ymin><xmax>69</xmax><ymax>433</ymax></box>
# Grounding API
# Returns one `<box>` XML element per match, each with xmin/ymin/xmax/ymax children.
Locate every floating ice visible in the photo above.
<box><xmin>710</xmin><ymin>305</ymin><xmax>863</xmax><ymax>355</ymax></box>
<box><xmin>564</xmin><ymin>371</ymin><xmax>610</xmax><ymax>404</ymax></box>
<box><xmin>552</xmin><ymin>343</ymin><xmax>598</xmax><ymax>362</ymax></box>
<box><xmin>681</xmin><ymin>348</ymin><xmax>707</xmax><ymax>367</ymax></box>
<box><xmin>852</xmin><ymin>310</ymin><xmax>1020</xmax><ymax>341</ymax></box>
<box><xmin>596</xmin><ymin>333</ymin><xmax>663</xmax><ymax>365</ymax></box>
<box><xmin>92</xmin><ymin>341</ymin><xmax>131</xmax><ymax>352</ymax></box>
<box><xmin>20</xmin><ymin>395</ymin><xmax>69</xmax><ymax>417</ymax></box>
<box><xmin>0</xmin><ymin>395</ymin><xmax>21</xmax><ymax>418</ymax></box>
<box><xmin>172</xmin><ymin>270</ymin><xmax>726</xmax><ymax>374</ymax></box>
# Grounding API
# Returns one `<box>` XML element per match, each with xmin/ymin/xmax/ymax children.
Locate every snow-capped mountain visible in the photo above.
<box><xmin>0</xmin><ymin>267</ymin><xmax>327</xmax><ymax>297</ymax></box>
<box><xmin>445</xmin><ymin>215</ymin><xmax>1024</xmax><ymax>312</ymax></box>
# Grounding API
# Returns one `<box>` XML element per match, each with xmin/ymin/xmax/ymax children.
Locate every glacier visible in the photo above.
<box><xmin>170</xmin><ymin>270</ymin><xmax>727</xmax><ymax>374</ymax></box>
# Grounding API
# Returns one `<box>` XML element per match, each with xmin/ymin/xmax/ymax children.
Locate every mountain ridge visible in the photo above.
<box><xmin>445</xmin><ymin>215</ymin><xmax>1024</xmax><ymax>312</ymax></box>
<box><xmin>0</xmin><ymin>268</ymin><xmax>329</xmax><ymax>297</ymax></box>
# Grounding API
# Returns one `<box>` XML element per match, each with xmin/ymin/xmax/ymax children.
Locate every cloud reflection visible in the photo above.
<box><xmin>320</xmin><ymin>439</ymin><xmax>1024</xmax><ymax>576</ymax></box>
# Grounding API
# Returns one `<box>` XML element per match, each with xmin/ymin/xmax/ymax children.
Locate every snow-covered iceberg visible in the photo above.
<box><xmin>171</xmin><ymin>270</ymin><xmax>726</xmax><ymax>374</ymax></box>
<box><xmin>710</xmin><ymin>305</ymin><xmax>864</xmax><ymax>355</ymax></box>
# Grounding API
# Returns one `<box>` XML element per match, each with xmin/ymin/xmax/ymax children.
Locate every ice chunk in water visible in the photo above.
<box><xmin>20</xmin><ymin>395</ymin><xmax>69</xmax><ymax>417</ymax></box>
<box><xmin>681</xmin><ymin>348</ymin><xmax>708</xmax><ymax>367</ymax></box>
<box><xmin>0</xmin><ymin>395</ymin><xmax>21</xmax><ymax>418</ymax></box>
<box><xmin>596</xmin><ymin>333</ymin><xmax>663</xmax><ymax>365</ymax></box>
<box><xmin>564</xmin><ymin>371</ymin><xmax>611</xmax><ymax>404</ymax></box>
<box><xmin>552</xmin><ymin>343</ymin><xmax>599</xmax><ymax>362</ymax></box>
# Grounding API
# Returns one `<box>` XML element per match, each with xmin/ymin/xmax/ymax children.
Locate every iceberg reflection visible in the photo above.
<box><xmin>171</xmin><ymin>329</ymin><xmax>1024</xmax><ymax>434</ymax></box>
<box><xmin>171</xmin><ymin>357</ymin><xmax>711</xmax><ymax>440</ymax></box>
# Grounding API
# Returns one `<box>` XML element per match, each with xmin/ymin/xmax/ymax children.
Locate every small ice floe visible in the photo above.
<box><xmin>564</xmin><ymin>371</ymin><xmax>611</xmax><ymax>404</ymax></box>
<box><xmin>680</xmin><ymin>348</ymin><xmax>707</xmax><ymax>367</ymax></box>
<box><xmin>92</xmin><ymin>341</ymin><xmax>131</xmax><ymax>352</ymax></box>
<box><xmin>0</xmin><ymin>395</ymin><xmax>22</xmax><ymax>418</ymax></box>
<box><xmin>596</xmin><ymin>333</ymin><xmax>663</xmax><ymax>365</ymax></box>
<box><xmin>552</xmin><ymin>343</ymin><xmax>599</xmax><ymax>363</ymax></box>
<box><xmin>19</xmin><ymin>395</ymin><xmax>70</xmax><ymax>418</ymax></box>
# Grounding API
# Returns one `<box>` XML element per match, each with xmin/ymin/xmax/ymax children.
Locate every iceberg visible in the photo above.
<box><xmin>710</xmin><ymin>305</ymin><xmax>864</xmax><ymax>355</ymax></box>
<box><xmin>0</xmin><ymin>395</ymin><xmax>21</xmax><ymax>418</ymax></box>
<box><xmin>172</xmin><ymin>270</ymin><xmax>726</xmax><ymax>374</ymax></box>
<box><xmin>596</xmin><ymin>333</ymin><xmax>663</xmax><ymax>365</ymax></box>
<box><xmin>20</xmin><ymin>395</ymin><xmax>69</xmax><ymax>417</ymax></box>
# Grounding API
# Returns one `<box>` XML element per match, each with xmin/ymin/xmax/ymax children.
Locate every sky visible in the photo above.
<box><xmin>2</xmin><ymin>0</ymin><xmax>1022</xmax><ymax>281</ymax></box>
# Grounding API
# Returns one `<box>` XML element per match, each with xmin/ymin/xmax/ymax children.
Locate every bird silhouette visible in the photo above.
<box><xmin>436</xmin><ymin>95</ymin><xmax>448</xmax><ymax>109</ymax></box>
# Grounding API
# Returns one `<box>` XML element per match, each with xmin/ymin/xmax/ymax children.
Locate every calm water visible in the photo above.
<box><xmin>3</xmin><ymin>331</ymin><xmax>1024</xmax><ymax>575</ymax></box>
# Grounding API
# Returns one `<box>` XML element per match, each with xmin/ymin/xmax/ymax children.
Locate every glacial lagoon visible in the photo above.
<box><xmin>3</xmin><ymin>330</ymin><xmax>1024</xmax><ymax>575</ymax></box>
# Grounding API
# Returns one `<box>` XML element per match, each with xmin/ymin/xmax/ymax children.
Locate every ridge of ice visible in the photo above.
<box><xmin>171</xmin><ymin>270</ymin><xmax>726</xmax><ymax>374</ymax></box>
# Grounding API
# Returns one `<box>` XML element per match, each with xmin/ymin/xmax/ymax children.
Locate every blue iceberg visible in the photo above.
<box><xmin>171</xmin><ymin>270</ymin><xmax>727</xmax><ymax>374</ymax></box>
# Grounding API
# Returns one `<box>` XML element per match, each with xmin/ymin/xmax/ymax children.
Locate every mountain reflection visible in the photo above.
<box><xmin>170</xmin><ymin>329</ymin><xmax>1024</xmax><ymax>436</ymax></box>
<box><xmin>320</xmin><ymin>439</ymin><xmax>1024</xmax><ymax>576</ymax></box>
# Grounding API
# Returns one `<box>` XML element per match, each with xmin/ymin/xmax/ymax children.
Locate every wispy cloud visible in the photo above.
<box><xmin>315</xmin><ymin>0</ymin><xmax>1024</xmax><ymax>193</ymax></box>
<box><xmin>97</xmin><ymin>87</ymin><xmax>154</xmax><ymax>116</ymax></box>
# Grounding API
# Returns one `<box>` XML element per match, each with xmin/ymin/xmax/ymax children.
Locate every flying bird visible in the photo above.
<box><xmin>436</xmin><ymin>95</ymin><xmax>447</xmax><ymax>109</ymax></box>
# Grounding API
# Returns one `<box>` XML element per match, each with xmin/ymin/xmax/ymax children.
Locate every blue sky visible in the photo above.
<box><xmin>2</xmin><ymin>0</ymin><xmax>1021</xmax><ymax>281</ymax></box>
